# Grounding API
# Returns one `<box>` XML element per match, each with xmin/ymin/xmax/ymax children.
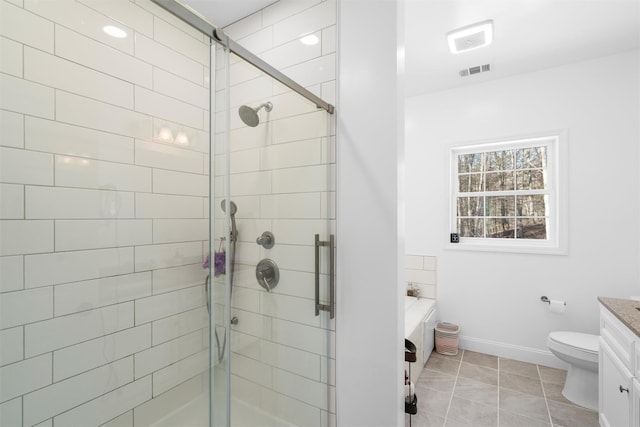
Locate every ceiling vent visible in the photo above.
<box><xmin>459</xmin><ymin>63</ymin><xmax>491</xmax><ymax>77</ymax></box>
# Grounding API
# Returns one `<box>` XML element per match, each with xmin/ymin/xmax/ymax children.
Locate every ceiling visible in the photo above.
<box><xmin>404</xmin><ymin>0</ymin><xmax>640</xmax><ymax>96</ymax></box>
<box><xmin>181</xmin><ymin>0</ymin><xmax>278</xmax><ymax>27</ymax></box>
<box><xmin>181</xmin><ymin>0</ymin><xmax>639</xmax><ymax>97</ymax></box>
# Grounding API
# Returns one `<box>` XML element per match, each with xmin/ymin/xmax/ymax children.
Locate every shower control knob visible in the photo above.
<box><xmin>256</xmin><ymin>259</ymin><xmax>279</xmax><ymax>292</ymax></box>
<box><xmin>256</xmin><ymin>231</ymin><xmax>275</xmax><ymax>249</ymax></box>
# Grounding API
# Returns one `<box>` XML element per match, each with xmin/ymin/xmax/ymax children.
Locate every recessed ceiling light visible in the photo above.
<box><xmin>103</xmin><ymin>25</ymin><xmax>127</xmax><ymax>39</ymax></box>
<box><xmin>446</xmin><ymin>20</ymin><xmax>493</xmax><ymax>54</ymax></box>
<box><xmin>300</xmin><ymin>34</ymin><xmax>319</xmax><ymax>46</ymax></box>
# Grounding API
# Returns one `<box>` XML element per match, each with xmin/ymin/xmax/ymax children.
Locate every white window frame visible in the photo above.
<box><xmin>448</xmin><ymin>131</ymin><xmax>568</xmax><ymax>255</ymax></box>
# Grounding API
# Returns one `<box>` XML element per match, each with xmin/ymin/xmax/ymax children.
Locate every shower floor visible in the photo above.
<box><xmin>149</xmin><ymin>368</ymin><xmax>296</xmax><ymax>427</ymax></box>
<box><xmin>148</xmin><ymin>395</ymin><xmax>295</xmax><ymax>427</ymax></box>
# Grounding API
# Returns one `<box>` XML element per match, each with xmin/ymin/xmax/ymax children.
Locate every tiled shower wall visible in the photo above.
<box><xmin>0</xmin><ymin>0</ymin><xmax>211</xmax><ymax>425</ymax></box>
<box><xmin>214</xmin><ymin>1</ymin><xmax>337</xmax><ymax>426</ymax></box>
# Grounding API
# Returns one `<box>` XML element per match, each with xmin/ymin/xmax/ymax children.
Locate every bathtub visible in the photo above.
<box><xmin>404</xmin><ymin>296</ymin><xmax>437</xmax><ymax>383</ymax></box>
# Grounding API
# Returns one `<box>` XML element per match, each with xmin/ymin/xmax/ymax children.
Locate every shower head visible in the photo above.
<box><xmin>220</xmin><ymin>199</ymin><xmax>237</xmax><ymax>216</ymax></box>
<box><xmin>238</xmin><ymin>102</ymin><xmax>273</xmax><ymax>127</ymax></box>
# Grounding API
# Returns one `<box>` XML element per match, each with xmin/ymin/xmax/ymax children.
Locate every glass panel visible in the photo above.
<box><xmin>516</xmin><ymin>146</ymin><xmax>546</xmax><ymax>169</ymax></box>
<box><xmin>458</xmin><ymin>218</ymin><xmax>485</xmax><ymax>237</ymax></box>
<box><xmin>458</xmin><ymin>153</ymin><xmax>483</xmax><ymax>172</ymax></box>
<box><xmin>212</xmin><ymin>49</ymin><xmax>335</xmax><ymax>426</ymax></box>
<box><xmin>486</xmin><ymin>171</ymin><xmax>515</xmax><ymax>191</ymax></box>
<box><xmin>516</xmin><ymin>218</ymin><xmax>548</xmax><ymax>239</ymax></box>
<box><xmin>211</xmin><ymin>43</ymin><xmax>230</xmax><ymax>427</ymax></box>
<box><xmin>458</xmin><ymin>173</ymin><xmax>484</xmax><ymax>192</ymax></box>
<box><xmin>486</xmin><ymin>196</ymin><xmax>515</xmax><ymax>217</ymax></box>
<box><xmin>457</xmin><ymin>196</ymin><xmax>484</xmax><ymax>217</ymax></box>
<box><xmin>485</xmin><ymin>150</ymin><xmax>513</xmax><ymax>171</ymax></box>
<box><xmin>516</xmin><ymin>169</ymin><xmax>546</xmax><ymax>190</ymax></box>
<box><xmin>487</xmin><ymin>218</ymin><xmax>516</xmax><ymax>238</ymax></box>
<box><xmin>516</xmin><ymin>195</ymin><xmax>548</xmax><ymax>217</ymax></box>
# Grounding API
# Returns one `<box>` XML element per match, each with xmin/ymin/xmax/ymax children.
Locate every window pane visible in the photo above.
<box><xmin>516</xmin><ymin>218</ymin><xmax>547</xmax><ymax>239</ymax></box>
<box><xmin>486</xmin><ymin>172</ymin><xmax>515</xmax><ymax>191</ymax></box>
<box><xmin>457</xmin><ymin>196</ymin><xmax>484</xmax><ymax>216</ymax></box>
<box><xmin>487</xmin><ymin>218</ymin><xmax>515</xmax><ymax>238</ymax></box>
<box><xmin>458</xmin><ymin>153</ymin><xmax>483</xmax><ymax>173</ymax></box>
<box><xmin>452</xmin><ymin>137</ymin><xmax>558</xmax><ymax>246</ymax></box>
<box><xmin>458</xmin><ymin>218</ymin><xmax>484</xmax><ymax>237</ymax></box>
<box><xmin>516</xmin><ymin>146</ymin><xmax>546</xmax><ymax>169</ymax></box>
<box><xmin>516</xmin><ymin>169</ymin><xmax>546</xmax><ymax>190</ymax></box>
<box><xmin>486</xmin><ymin>196</ymin><xmax>515</xmax><ymax>217</ymax></box>
<box><xmin>516</xmin><ymin>195</ymin><xmax>548</xmax><ymax>217</ymax></box>
<box><xmin>486</xmin><ymin>150</ymin><xmax>513</xmax><ymax>171</ymax></box>
<box><xmin>458</xmin><ymin>173</ymin><xmax>484</xmax><ymax>192</ymax></box>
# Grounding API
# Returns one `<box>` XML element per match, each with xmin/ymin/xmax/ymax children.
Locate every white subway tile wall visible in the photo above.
<box><xmin>0</xmin><ymin>0</ymin><xmax>210</xmax><ymax>426</ymax></box>
<box><xmin>404</xmin><ymin>255</ymin><xmax>438</xmax><ymax>299</ymax></box>
<box><xmin>217</xmin><ymin>1</ymin><xmax>336</xmax><ymax>425</ymax></box>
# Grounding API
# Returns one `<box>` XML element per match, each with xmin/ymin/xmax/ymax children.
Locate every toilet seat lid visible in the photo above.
<box><xmin>548</xmin><ymin>331</ymin><xmax>599</xmax><ymax>354</ymax></box>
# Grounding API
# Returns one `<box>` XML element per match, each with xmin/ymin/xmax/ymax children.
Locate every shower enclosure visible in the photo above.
<box><xmin>0</xmin><ymin>0</ymin><xmax>336</xmax><ymax>425</ymax></box>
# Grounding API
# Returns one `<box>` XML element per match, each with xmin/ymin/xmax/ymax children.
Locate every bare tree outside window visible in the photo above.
<box><xmin>453</xmin><ymin>140</ymin><xmax>552</xmax><ymax>242</ymax></box>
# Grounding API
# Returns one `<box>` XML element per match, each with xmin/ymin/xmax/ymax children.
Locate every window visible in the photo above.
<box><xmin>450</xmin><ymin>134</ymin><xmax>567</xmax><ymax>254</ymax></box>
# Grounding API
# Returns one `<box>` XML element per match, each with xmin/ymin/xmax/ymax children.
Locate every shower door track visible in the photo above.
<box><xmin>151</xmin><ymin>0</ymin><xmax>335</xmax><ymax>115</ymax></box>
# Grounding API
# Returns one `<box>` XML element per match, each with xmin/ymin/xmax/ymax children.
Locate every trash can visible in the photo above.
<box><xmin>435</xmin><ymin>322</ymin><xmax>460</xmax><ymax>356</ymax></box>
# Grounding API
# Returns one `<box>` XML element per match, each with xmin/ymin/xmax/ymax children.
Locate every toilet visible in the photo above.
<box><xmin>546</xmin><ymin>331</ymin><xmax>599</xmax><ymax>411</ymax></box>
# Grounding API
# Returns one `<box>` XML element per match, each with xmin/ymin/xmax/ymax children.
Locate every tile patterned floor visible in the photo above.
<box><xmin>405</xmin><ymin>350</ymin><xmax>599</xmax><ymax>427</ymax></box>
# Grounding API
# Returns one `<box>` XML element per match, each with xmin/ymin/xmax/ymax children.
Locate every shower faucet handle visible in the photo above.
<box><xmin>255</xmin><ymin>259</ymin><xmax>279</xmax><ymax>292</ymax></box>
<box><xmin>256</xmin><ymin>231</ymin><xmax>275</xmax><ymax>249</ymax></box>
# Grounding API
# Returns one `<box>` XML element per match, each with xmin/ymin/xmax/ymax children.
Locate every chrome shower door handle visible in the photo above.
<box><xmin>329</xmin><ymin>234</ymin><xmax>335</xmax><ymax>319</ymax></box>
<box><xmin>315</xmin><ymin>234</ymin><xmax>320</xmax><ymax>316</ymax></box>
<box><xmin>315</xmin><ymin>234</ymin><xmax>335</xmax><ymax>319</ymax></box>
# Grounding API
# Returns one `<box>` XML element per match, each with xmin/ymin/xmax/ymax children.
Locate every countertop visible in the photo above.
<box><xmin>598</xmin><ymin>297</ymin><xmax>640</xmax><ymax>337</ymax></box>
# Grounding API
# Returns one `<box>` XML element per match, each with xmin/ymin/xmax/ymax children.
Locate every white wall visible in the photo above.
<box><xmin>405</xmin><ymin>50</ymin><xmax>640</xmax><ymax>366</ymax></box>
<box><xmin>337</xmin><ymin>0</ymin><xmax>405</xmax><ymax>425</ymax></box>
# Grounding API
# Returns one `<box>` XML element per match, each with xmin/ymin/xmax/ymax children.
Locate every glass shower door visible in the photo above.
<box><xmin>211</xmin><ymin>47</ymin><xmax>336</xmax><ymax>426</ymax></box>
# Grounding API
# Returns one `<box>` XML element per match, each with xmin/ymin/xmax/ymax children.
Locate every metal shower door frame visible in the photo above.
<box><xmin>150</xmin><ymin>0</ymin><xmax>335</xmax><ymax>115</ymax></box>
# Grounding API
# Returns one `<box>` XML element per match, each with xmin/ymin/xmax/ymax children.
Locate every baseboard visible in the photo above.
<box><xmin>459</xmin><ymin>335</ymin><xmax>569</xmax><ymax>370</ymax></box>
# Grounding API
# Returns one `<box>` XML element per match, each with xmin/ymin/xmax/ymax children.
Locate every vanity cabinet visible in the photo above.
<box><xmin>599</xmin><ymin>339</ymin><xmax>632</xmax><ymax>427</ymax></box>
<box><xmin>634</xmin><ymin>379</ymin><xmax>640</xmax><ymax>427</ymax></box>
<box><xmin>635</xmin><ymin>341</ymin><xmax>640</xmax><ymax>427</ymax></box>
<box><xmin>599</xmin><ymin>302</ymin><xmax>639</xmax><ymax>427</ymax></box>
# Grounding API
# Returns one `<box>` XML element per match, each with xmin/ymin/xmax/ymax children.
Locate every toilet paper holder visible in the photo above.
<box><xmin>540</xmin><ymin>296</ymin><xmax>566</xmax><ymax>305</ymax></box>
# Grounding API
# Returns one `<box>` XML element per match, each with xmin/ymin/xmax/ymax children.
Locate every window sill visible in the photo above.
<box><xmin>445</xmin><ymin>241</ymin><xmax>568</xmax><ymax>255</ymax></box>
